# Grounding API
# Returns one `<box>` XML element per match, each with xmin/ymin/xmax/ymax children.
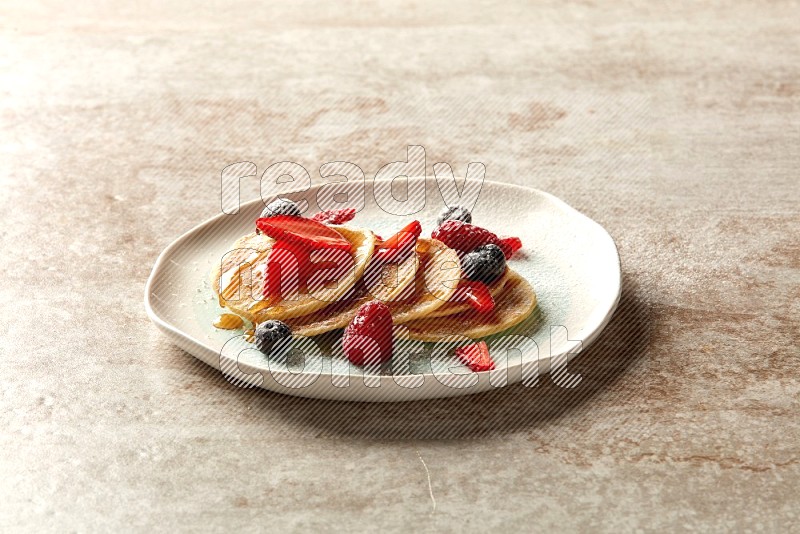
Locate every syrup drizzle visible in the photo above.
<box><xmin>213</xmin><ymin>313</ymin><xmax>244</xmax><ymax>330</ymax></box>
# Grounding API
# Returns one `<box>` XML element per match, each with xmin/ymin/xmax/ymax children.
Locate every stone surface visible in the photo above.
<box><xmin>1</xmin><ymin>0</ymin><xmax>798</xmax><ymax>531</ymax></box>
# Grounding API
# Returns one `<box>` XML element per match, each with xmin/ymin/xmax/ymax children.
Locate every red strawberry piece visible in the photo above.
<box><xmin>450</xmin><ymin>279</ymin><xmax>495</xmax><ymax>313</ymax></box>
<box><xmin>311</xmin><ymin>208</ymin><xmax>357</xmax><ymax>225</ymax></box>
<box><xmin>342</xmin><ymin>301</ymin><xmax>393</xmax><ymax>366</ymax></box>
<box><xmin>377</xmin><ymin>220</ymin><xmax>422</xmax><ymax>258</ymax></box>
<box><xmin>431</xmin><ymin>220</ymin><xmax>502</xmax><ymax>253</ymax></box>
<box><xmin>498</xmin><ymin>236</ymin><xmax>522</xmax><ymax>259</ymax></box>
<box><xmin>455</xmin><ymin>341</ymin><xmax>495</xmax><ymax>372</ymax></box>
<box><xmin>256</xmin><ymin>215</ymin><xmax>352</xmax><ymax>251</ymax></box>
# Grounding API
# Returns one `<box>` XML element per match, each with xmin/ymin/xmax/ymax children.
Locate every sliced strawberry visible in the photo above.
<box><xmin>256</xmin><ymin>215</ymin><xmax>352</xmax><ymax>251</ymax></box>
<box><xmin>311</xmin><ymin>208</ymin><xmax>357</xmax><ymax>225</ymax></box>
<box><xmin>376</xmin><ymin>220</ymin><xmax>421</xmax><ymax>261</ymax></box>
<box><xmin>498</xmin><ymin>236</ymin><xmax>522</xmax><ymax>259</ymax></box>
<box><xmin>450</xmin><ymin>279</ymin><xmax>495</xmax><ymax>313</ymax></box>
<box><xmin>455</xmin><ymin>341</ymin><xmax>495</xmax><ymax>372</ymax></box>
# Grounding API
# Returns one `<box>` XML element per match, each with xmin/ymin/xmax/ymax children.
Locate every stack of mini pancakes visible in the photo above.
<box><xmin>211</xmin><ymin>224</ymin><xmax>536</xmax><ymax>342</ymax></box>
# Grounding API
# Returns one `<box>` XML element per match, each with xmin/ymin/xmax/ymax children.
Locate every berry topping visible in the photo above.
<box><xmin>461</xmin><ymin>244</ymin><xmax>506</xmax><ymax>284</ymax></box>
<box><xmin>436</xmin><ymin>205</ymin><xmax>472</xmax><ymax>226</ymax></box>
<box><xmin>431</xmin><ymin>220</ymin><xmax>503</xmax><ymax>254</ymax></box>
<box><xmin>311</xmin><ymin>208</ymin><xmax>356</xmax><ymax>225</ymax></box>
<box><xmin>375</xmin><ymin>220</ymin><xmax>422</xmax><ymax>261</ymax></box>
<box><xmin>450</xmin><ymin>279</ymin><xmax>495</xmax><ymax>313</ymax></box>
<box><xmin>498</xmin><ymin>236</ymin><xmax>523</xmax><ymax>259</ymax></box>
<box><xmin>342</xmin><ymin>301</ymin><xmax>393</xmax><ymax>366</ymax></box>
<box><xmin>256</xmin><ymin>215</ymin><xmax>353</xmax><ymax>251</ymax></box>
<box><xmin>254</xmin><ymin>320</ymin><xmax>292</xmax><ymax>354</ymax></box>
<box><xmin>455</xmin><ymin>341</ymin><xmax>495</xmax><ymax>372</ymax></box>
<box><xmin>261</xmin><ymin>198</ymin><xmax>302</xmax><ymax>218</ymax></box>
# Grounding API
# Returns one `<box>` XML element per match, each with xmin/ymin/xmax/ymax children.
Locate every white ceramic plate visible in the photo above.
<box><xmin>145</xmin><ymin>177</ymin><xmax>620</xmax><ymax>401</ymax></box>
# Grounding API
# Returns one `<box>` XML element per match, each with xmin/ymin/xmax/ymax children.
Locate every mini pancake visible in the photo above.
<box><xmin>402</xmin><ymin>269</ymin><xmax>537</xmax><ymax>341</ymax></box>
<box><xmin>421</xmin><ymin>267</ymin><xmax>511</xmax><ymax>319</ymax></box>
<box><xmin>210</xmin><ymin>226</ymin><xmax>376</xmax><ymax>323</ymax></box>
<box><xmin>391</xmin><ymin>238</ymin><xmax>461</xmax><ymax>324</ymax></box>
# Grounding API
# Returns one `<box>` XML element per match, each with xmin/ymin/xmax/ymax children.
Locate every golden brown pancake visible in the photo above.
<box><xmin>210</xmin><ymin>226</ymin><xmax>376</xmax><ymax>323</ymax></box>
<box><xmin>390</xmin><ymin>239</ymin><xmax>461</xmax><ymax>324</ymax></box>
<box><xmin>211</xmin><ymin>224</ymin><xmax>534</xmax><ymax>345</ymax></box>
<box><xmin>402</xmin><ymin>269</ymin><xmax>537</xmax><ymax>341</ymax></box>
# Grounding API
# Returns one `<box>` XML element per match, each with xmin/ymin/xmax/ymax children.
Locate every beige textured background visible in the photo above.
<box><xmin>2</xmin><ymin>0</ymin><xmax>798</xmax><ymax>531</ymax></box>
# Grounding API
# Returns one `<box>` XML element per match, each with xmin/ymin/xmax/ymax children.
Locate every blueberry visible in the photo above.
<box><xmin>261</xmin><ymin>198</ymin><xmax>302</xmax><ymax>218</ymax></box>
<box><xmin>254</xmin><ymin>320</ymin><xmax>292</xmax><ymax>355</ymax></box>
<box><xmin>436</xmin><ymin>205</ymin><xmax>472</xmax><ymax>226</ymax></box>
<box><xmin>462</xmin><ymin>244</ymin><xmax>506</xmax><ymax>284</ymax></box>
